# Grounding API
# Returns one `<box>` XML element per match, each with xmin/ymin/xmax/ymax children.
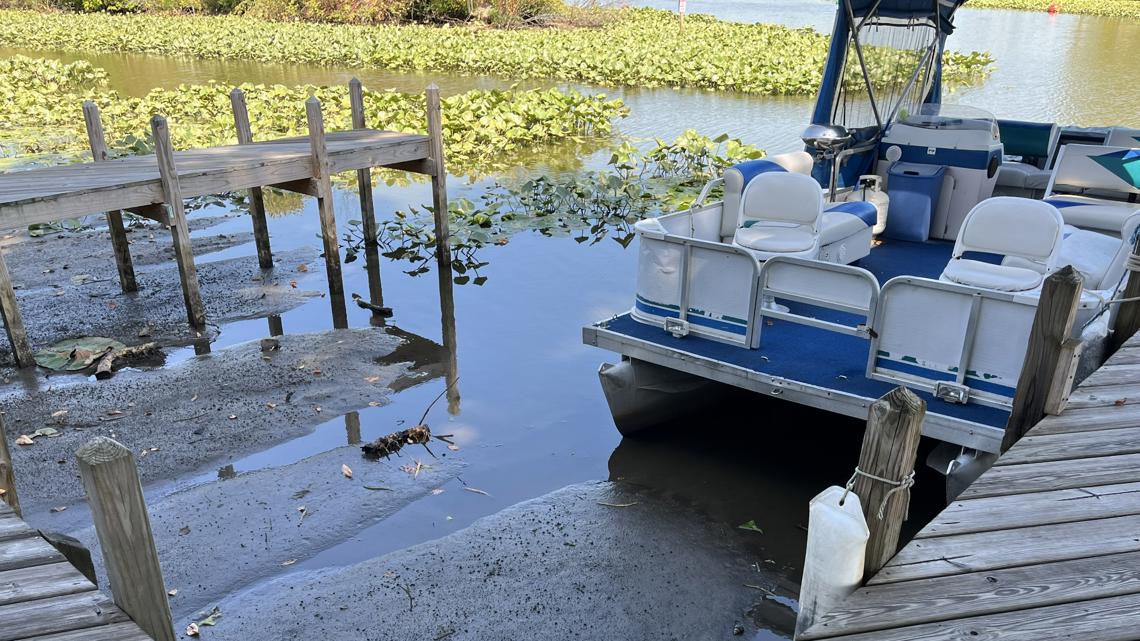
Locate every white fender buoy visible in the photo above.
<box><xmin>794</xmin><ymin>485</ymin><xmax>870</xmax><ymax>639</ymax></box>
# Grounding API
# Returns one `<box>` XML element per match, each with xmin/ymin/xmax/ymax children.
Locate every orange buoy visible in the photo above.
<box><xmin>1047</xmin><ymin>2</ymin><xmax>1059</xmax><ymax>14</ymax></box>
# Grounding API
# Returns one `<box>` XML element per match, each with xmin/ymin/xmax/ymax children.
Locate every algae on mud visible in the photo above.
<box><xmin>0</xmin><ymin>8</ymin><xmax>994</xmax><ymax>96</ymax></box>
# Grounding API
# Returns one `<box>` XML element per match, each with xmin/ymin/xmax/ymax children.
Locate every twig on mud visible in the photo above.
<box><xmin>399</xmin><ymin>583</ymin><xmax>414</xmax><ymax>612</ymax></box>
<box><xmin>597</xmin><ymin>501</ymin><xmax>638</xmax><ymax>508</ymax></box>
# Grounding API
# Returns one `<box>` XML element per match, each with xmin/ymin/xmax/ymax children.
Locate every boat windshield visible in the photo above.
<box><xmin>898</xmin><ymin>104</ymin><xmax>997</xmax><ymax>132</ymax></box>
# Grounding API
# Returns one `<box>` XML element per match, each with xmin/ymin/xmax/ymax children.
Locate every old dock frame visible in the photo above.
<box><xmin>0</xmin><ymin>81</ymin><xmax>449</xmax><ymax>367</ymax></box>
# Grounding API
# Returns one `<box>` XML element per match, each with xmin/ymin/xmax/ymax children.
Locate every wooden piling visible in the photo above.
<box><xmin>229</xmin><ymin>89</ymin><xmax>274</xmax><ymax>269</ymax></box>
<box><xmin>349</xmin><ymin>79</ymin><xmax>386</xmax><ymax>316</ymax></box>
<box><xmin>854</xmin><ymin>386</ymin><xmax>925</xmax><ymax>579</ymax></box>
<box><xmin>1002</xmin><ymin>265</ymin><xmax>1083</xmax><ymax>452</ymax></box>
<box><xmin>83</xmin><ymin>101</ymin><xmax>138</xmax><ymax>293</ymax></box>
<box><xmin>1111</xmin><ymin>253</ymin><xmax>1140</xmax><ymax>353</ymax></box>
<box><xmin>0</xmin><ymin>415</ymin><xmax>20</xmax><ymax>517</ymax></box>
<box><xmin>305</xmin><ymin>97</ymin><xmax>348</xmax><ymax>330</ymax></box>
<box><xmin>76</xmin><ymin>436</ymin><xmax>175</xmax><ymax>641</ymax></box>
<box><xmin>0</xmin><ymin>250</ymin><xmax>33</xmax><ymax>367</ymax></box>
<box><xmin>426</xmin><ymin>85</ymin><xmax>451</xmax><ymax>277</ymax></box>
<box><xmin>151</xmin><ymin>115</ymin><xmax>206</xmax><ymax>328</ymax></box>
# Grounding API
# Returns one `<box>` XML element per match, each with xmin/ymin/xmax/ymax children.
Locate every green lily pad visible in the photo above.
<box><xmin>737</xmin><ymin>520</ymin><xmax>764</xmax><ymax>534</ymax></box>
<box><xmin>34</xmin><ymin>337</ymin><xmax>126</xmax><ymax>371</ymax></box>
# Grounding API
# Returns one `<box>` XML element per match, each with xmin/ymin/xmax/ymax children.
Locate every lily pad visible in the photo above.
<box><xmin>34</xmin><ymin>337</ymin><xmax>126</xmax><ymax>371</ymax></box>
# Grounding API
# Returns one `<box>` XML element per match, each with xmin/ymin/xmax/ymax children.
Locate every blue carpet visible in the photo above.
<box><xmin>606</xmin><ymin>240</ymin><xmax>1012</xmax><ymax>428</ymax></box>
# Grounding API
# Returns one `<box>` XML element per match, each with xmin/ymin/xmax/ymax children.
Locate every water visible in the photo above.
<box><xmin>5</xmin><ymin>4</ymin><xmax>1140</xmax><ymax>636</ymax></box>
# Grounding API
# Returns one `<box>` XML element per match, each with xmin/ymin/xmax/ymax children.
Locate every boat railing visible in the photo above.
<box><xmin>752</xmin><ymin>257</ymin><xmax>880</xmax><ymax>348</ymax></box>
<box><xmin>868</xmin><ymin>276</ymin><xmax>1040</xmax><ymax>409</ymax></box>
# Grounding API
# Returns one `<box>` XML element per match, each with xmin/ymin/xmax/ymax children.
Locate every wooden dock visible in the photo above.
<box><xmin>800</xmin><ymin>333</ymin><xmax>1140</xmax><ymax>641</ymax></box>
<box><xmin>0</xmin><ymin>501</ymin><xmax>151</xmax><ymax>641</ymax></box>
<box><xmin>0</xmin><ymin>82</ymin><xmax>448</xmax><ymax>368</ymax></box>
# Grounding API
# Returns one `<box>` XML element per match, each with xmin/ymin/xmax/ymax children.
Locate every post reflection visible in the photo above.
<box><xmin>345</xmin><ymin>411</ymin><xmax>362</xmax><ymax>445</ymax></box>
<box><xmin>435</xmin><ymin>226</ymin><xmax>460</xmax><ymax>416</ymax></box>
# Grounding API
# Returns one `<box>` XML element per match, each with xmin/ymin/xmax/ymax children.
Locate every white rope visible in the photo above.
<box><xmin>841</xmin><ymin>467</ymin><xmax>916</xmax><ymax>520</ymax></box>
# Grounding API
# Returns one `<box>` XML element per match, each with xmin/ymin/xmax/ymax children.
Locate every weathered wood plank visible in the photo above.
<box><xmin>0</xmin><ymin>250</ymin><xmax>34</xmax><ymax>368</ymax></box>
<box><xmin>0</xmin><ymin>562</ymin><xmax>94</xmax><ymax>607</ymax></box>
<box><xmin>0</xmin><ymin>512</ymin><xmax>34</xmax><ymax>542</ymax></box>
<box><xmin>0</xmin><ymin>535</ymin><xmax>64</xmax><ymax>572</ymax></box>
<box><xmin>1031</xmin><ymin>404</ymin><xmax>1140</xmax><ymax>435</ymax></box>
<box><xmin>1080</xmin><ymin>362</ymin><xmax>1140</xmax><ymax>388</ymax></box>
<box><xmin>961</xmin><ymin>452</ymin><xmax>1140</xmax><ymax>499</ymax></box>
<box><xmin>0</xmin><ymin>417</ymin><xmax>19</xmax><ymax>515</ymax></box>
<box><xmin>23</xmin><ymin>622</ymin><xmax>153</xmax><ymax>641</ymax></box>
<box><xmin>869</xmin><ymin>513</ymin><xmax>1140</xmax><ymax>585</ymax></box>
<box><xmin>811</xmin><ymin>591</ymin><xmax>1140</xmax><ymax>641</ymax></box>
<box><xmin>800</xmin><ymin>550</ymin><xmax>1140</xmax><ymax>639</ymax></box>
<box><xmin>917</xmin><ymin>481</ymin><xmax>1140</xmax><ymax>538</ymax></box>
<box><xmin>994</xmin><ymin>427</ymin><xmax>1140</xmax><ymax>466</ymax></box>
<box><xmin>1106</xmin><ymin>345</ymin><xmax>1140</xmax><ymax>366</ymax></box>
<box><xmin>1066</xmin><ymin>383</ymin><xmax>1140</xmax><ymax>410</ymax></box>
<box><xmin>0</xmin><ymin>591</ymin><xmax>128</xmax><ymax>641</ymax></box>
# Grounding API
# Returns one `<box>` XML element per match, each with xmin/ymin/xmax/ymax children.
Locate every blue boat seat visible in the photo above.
<box><xmin>940</xmin><ymin>197</ymin><xmax>1064</xmax><ymax>292</ymax></box>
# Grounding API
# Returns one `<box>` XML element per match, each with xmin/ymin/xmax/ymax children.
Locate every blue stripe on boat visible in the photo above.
<box><xmin>874</xmin><ymin>358</ymin><xmax>1017</xmax><ymax>397</ymax></box>
<box><xmin>634</xmin><ymin>298</ymin><xmax>748</xmax><ymax>336</ymax></box>
<box><xmin>825</xmin><ymin>201</ymin><xmax>878</xmax><ymax>226</ymax></box>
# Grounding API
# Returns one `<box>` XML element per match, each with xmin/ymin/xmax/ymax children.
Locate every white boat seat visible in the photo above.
<box><xmin>939</xmin><ymin>197</ymin><xmax>1064</xmax><ymax>292</ymax></box>
<box><xmin>731</xmin><ymin>171</ymin><xmax>824</xmax><ymax>262</ymax></box>
<box><xmin>1045</xmin><ymin>195</ymin><xmax>1140</xmax><ymax>235</ymax></box>
<box><xmin>997</xmin><ymin>161</ymin><xmax>1052</xmax><ymax>191</ymax></box>
<box><xmin>942</xmin><ymin>259</ymin><xmax>1044</xmax><ymax>292</ymax></box>
<box><xmin>1106</xmin><ymin>127</ymin><xmax>1140</xmax><ymax>148</ymax></box>
<box><xmin>735</xmin><ymin>224</ymin><xmax>817</xmax><ymax>253</ymax></box>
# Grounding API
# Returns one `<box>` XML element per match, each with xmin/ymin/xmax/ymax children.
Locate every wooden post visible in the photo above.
<box><xmin>306</xmin><ymin>97</ymin><xmax>348</xmax><ymax>330</ymax></box>
<box><xmin>151</xmin><ymin>115</ymin><xmax>206</xmax><ymax>328</ymax></box>
<box><xmin>0</xmin><ymin>415</ymin><xmax>20</xmax><ymax>517</ymax></box>
<box><xmin>76</xmin><ymin>437</ymin><xmax>175</xmax><ymax>641</ymax></box>
<box><xmin>0</xmin><ymin>250</ymin><xmax>33</xmax><ymax>368</ymax></box>
<box><xmin>84</xmin><ymin>101</ymin><xmax>138</xmax><ymax>293</ymax></box>
<box><xmin>345</xmin><ymin>411</ymin><xmax>361</xmax><ymax>445</ymax></box>
<box><xmin>229</xmin><ymin>89</ymin><xmax>274</xmax><ymax>269</ymax></box>
<box><xmin>349</xmin><ymin>79</ymin><xmax>386</xmax><ymax>317</ymax></box>
<box><xmin>1002</xmin><ymin>265</ymin><xmax>1083</xmax><ymax>452</ymax></box>
<box><xmin>1111</xmin><ymin>258</ymin><xmax>1140</xmax><ymax>353</ymax></box>
<box><xmin>426</xmin><ymin>85</ymin><xmax>451</xmax><ymax>278</ymax></box>
<box><xmin>854</xmin><ymin>386</ymin><xmax>925</xmax><ymax>579</ymax></box>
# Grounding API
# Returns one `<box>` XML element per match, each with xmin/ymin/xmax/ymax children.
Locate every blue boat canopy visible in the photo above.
<box><xmin>848</xmin><ymin>0</ymin><xmax>969</xmax><ymax>33</ymax></box>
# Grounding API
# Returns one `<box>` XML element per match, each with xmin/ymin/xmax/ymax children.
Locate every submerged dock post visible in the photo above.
<box><xmin>854</xmin><ymin>386</ymin><xmax>924</xmax><ymax>579</ymax></box>
<box><xmin>305</xmin><ymin>97</ymin><xmax>348</xmax><ymax>329</ymax></box>
<box><xmin>229</xmin><ymin>89</ymin><xmax>274</xmax><ymax>269</ymax></box>
<box><xmin>1003</xmin><ymin>265</ymin><xmax>1082</xmax><ymax>452</ymax></box>
<box><xmin>77</xmin><ymin>437</ymin><xmax>175</xmax><ymax>641</ymax></box>
<box><xmin>0</xmin><ymin>415</ymin><xmax>20</xmax><ymax>516</ymax></box>
<box><xmin>0</xmin><ymin>250</ymin><xmax>32</xmax><ymax>367</ymax></box>
<box><xmin>349</xmin><ymin>78</ymin><xmax>386</xmax><ymax>316</ymax></box>
<box><xmin>84</xmin><ymin>101</ymin><xmax>138</xmax><ymax>293</ymax></box>
<box><xmin>152</xmin><ymin>115</ymin><xmax>206</xmax><ymax>328</ymax></box>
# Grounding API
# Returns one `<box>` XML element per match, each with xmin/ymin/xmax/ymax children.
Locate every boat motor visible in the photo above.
<box><xmin>801</xmin><ymin>124</ymin><xmax>854</xmax><ymax>202</ymax></box>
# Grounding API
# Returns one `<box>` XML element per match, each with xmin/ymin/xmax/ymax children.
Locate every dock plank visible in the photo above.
<box><xmin>960</xmin><ymin>452</ymin><xmax>1140</xmax><ymax>499</ymax></box>
<box><xmin>0</xmin><ymin>512</ymin><xmax>35</xmax><ymax>543</ymax></box>
<box><xmin>1031</xmin><ymin>404</ymin><xmax>1140</xmax><ymax>435</ymax></box>
<box><xmin>0</xmin><ymin>562</ymin><xmax>95</xmax><ymax>607</ymax></box>
<box><xmin>23</xmin><ymin>622</ymin><xmax>155</xmax><ymax>641</ymax></box>
<box><xmin>869</xmin><ymin>514</ymin><xmax>1140</xmax><ymax>585</ymax></box>
<box><xmin>0</xmin><ymin>535</ymin><xmax>64</xmax><ymax>573</ymax></box>
<box><xmin>1065</xmin><ymin>383</ymin><xmax>1140</xmax><ymax>410</ymax></box>
<box><xmin>806</xmin><ymin>592</ymin><xmax>1140</xmax><ymax>641</ymax></box>
<box><xmin>994</xmin><ymin>427</ymin><xmax>1140</xmax><ymax>466</ymax></box>
<box><xmin>800</xmin><ymin>551</ymin><xmax>1140</xmax><ymax>639</ymax></box>
<box><xmin>0</xmin><ymin>591</ymin><xmax>128</xmax><ymax>641</ymax></box>
<box><xmin>917</xmin><ymin>481</ymin><xmax>1140</xmax><ymax>538</ymax></box>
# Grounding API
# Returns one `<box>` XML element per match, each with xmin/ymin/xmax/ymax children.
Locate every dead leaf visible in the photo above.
<box><xmin>190</xmin><ymin>394</ymin><xmax>199</xmax><ymax>402</ymax></box>
<box><xmin>1115</xmin><ymin>398</ymin><xmax>1128</xmax><ymax>406</ymax></box>
<box><xmin>168</xmin><ymin>589</ymin><xmax>178</xmax><ymax>597</ymax></box>
<box><xmin>463</xmin><ymin>487</ymin><xmax>491</xmax><ymax>497</ymax></box>
<box><xmin>50</xmin><ymin>506</ymin><xmax>67</xmax><ymax>513</ymax></box>
<box><xmin>199</xmin><ymin>607</ymin><xmax>222</xmax><ymax>626</ymax></box>
<box><xmin>341</xmin><ymin>464</ymin><xmax>353</xmax><ymax>479</ymax></box>
<box><xmin>297</xmin><ymin>505</ymin><xmax>308</xmax><ymax>526</ymax></box>
<box><xmin>266</xmin><ymin>402</ymin><xmax>277</xmax><ymax>409</ymax></box>
<box><xmin>281</xmin><ymin>559</ymin><xmax>297</xmax><ymax>566</ymax></box>
<box><xmin>50</xmin><ymin>409</ymin><xmax>68</xmax><ymax>421</ymax></box>
<box><xmin>365</xmin><ymin>376</ymin><xmax>380</xmax><ymax>383</ymax></box>
<box><xmin>179</xmin><ymin>526</ymin><xmax>191</xmax><ymax>536</ymax></box>
<box><xmin>14</xmin><ymin>435</ymin><xmax>34</xmax><ymax>446</ymax></box>
<box><xmin>430</xmin><ymin>488</ymin><xmax>444</xmax><ymax>495</ymax></box>
<box><xmin>297</xmin><ymin>263</ymin><xmax>309</xmax><ymax>272</ymax></box>
<box><xmin>368</xmin><ymin>401</ymin><xmax>382</xmax><ymax>407</ymax></box>
<box><xmin>107</xmin><ymin>409</ymin><xmax>124</xmax><ymax>416</ymax></box>
<box><xmin>186</xmin><ymin>623</ymin><xmax>200</xmax><ymax>637</ymax></box>
<box><xmin>447</xmin><ymin>444</ymin><xmax>460</xmax><ymax>451</ymax></box>
<box><xmin>228</xmin><ymin>414</ymin><xmax>237</xmax><ymax>420</ymax></box>
<box><xmin>290</xmin><ymin>280</ymin><xmax>298</xmax><ymax>288</ymax></box>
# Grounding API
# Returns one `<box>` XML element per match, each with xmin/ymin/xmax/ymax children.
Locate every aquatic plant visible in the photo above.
<box><xmin>0</xmin><ymin>9</ymin><xmax>994</xmax><ymax>96</ymax></box>
<box><xmin>352</xmin><ymin>130</ymin><xmax>763</xmax><ymax>283</ymax></box>
<box><xmin>968</xmin><ymin>0</ymin><xmax>1140</xmax><ymax>19</ymax></box>
<box><xmin>0</xmin><ymin>56</ymin><xmax>627</xmax><ymax>174</ymax></box>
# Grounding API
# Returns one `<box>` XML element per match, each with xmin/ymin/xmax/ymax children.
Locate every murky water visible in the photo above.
<box><xmin>5</xmin><ymin>3</ymin><xmax>1140</xmax><ymax>636</ymax></box>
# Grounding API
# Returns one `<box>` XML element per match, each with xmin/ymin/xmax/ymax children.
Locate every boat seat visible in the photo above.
<box><xmin>1045</xmin><ymin>195</ymin><xmax>1140</xmax><ymax>235</ymax></box>
<box><xmin>940</xmin><ymin>197</ymin><xmax>1064</xmax><ymax>292</ymax></box>
<box><xmin>732</xmin><ymin>172</ymin><xmax>823</xmax><ymax>261</ymax></box>
<box><xmin>996</xmin><ymin>120</ymin><xmax>1059</xmax><ymax>193</ymax></box>
<box><xmin>821</xmin><ymin>206</ymin><xmax>874</xmax><ymax>245</ymax></box>
<box><xmin>1106</xmin><ymin>127</ymin><xmax>1140</xmax><ymax>148</ymax></box>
